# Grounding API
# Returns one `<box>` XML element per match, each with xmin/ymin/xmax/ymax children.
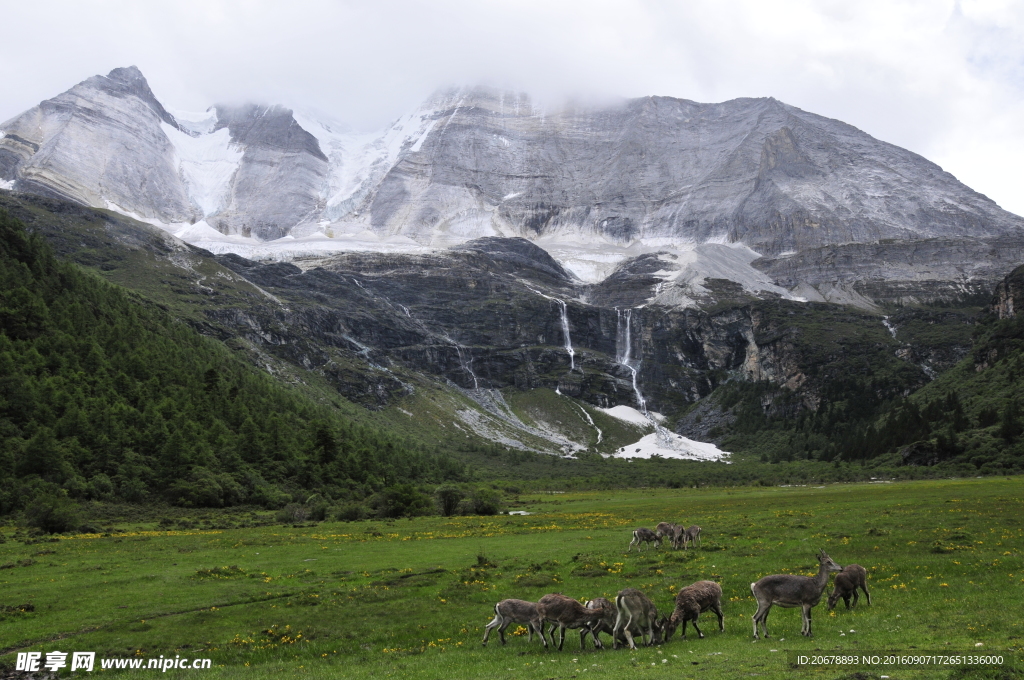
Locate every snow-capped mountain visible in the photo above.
<box><xmin>3</xmin><ymin>66</ymin><xmax>1024</xmax><ymax>306</ymax></box>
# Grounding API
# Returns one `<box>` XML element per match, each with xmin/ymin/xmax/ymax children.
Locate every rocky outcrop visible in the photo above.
<box><xmin>208</xmin><ymin>104</ymin><xmax>328</xmax><ymax>240</ymax></box>
<box><xmin>0</xmin><ymin>67</ymin><xmax>198</xmax><ymax>223</ymax></box>
<box><xmin>992</xmin><ymin>264</ymin><xmax>1024</xmax><ymax>319</ymax></box>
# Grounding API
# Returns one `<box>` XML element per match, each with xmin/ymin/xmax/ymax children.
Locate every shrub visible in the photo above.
<box><xmin>371</xmin><ymin>484</ymin><xmax>433</xmax><ymax>518</ymax></box>
<box><xmin>434</xmin><ymin>485</ymin><xmax>463</xmax><ymax>516</ymax></box>
<box><xmin>276</xmin><ymin>503</ymin><xmax>310</xmax><ymax>523</ymax></box>
<box><xmin>334</xmin><ymin>503</ymin><xmax>369</xmax><ymax>522</ymax></box>
<box><xmin>24</xmin><ymin>494</ymin><xmax>80</xmax><ymax>534</ymax></box>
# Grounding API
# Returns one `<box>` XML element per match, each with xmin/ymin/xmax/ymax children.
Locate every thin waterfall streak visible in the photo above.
<box><xmin>557</xmin><ymin>299</ymin><xmax>575</xmax><ymax>370</ymax></box>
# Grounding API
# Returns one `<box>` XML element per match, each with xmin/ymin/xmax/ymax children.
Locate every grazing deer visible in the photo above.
<box><xmin>827</xmin><ymin>564</ymin><xmax>871</xmax><ymax>610</ymax></box>
<box><xmin>664</xmin><ymin>580</ymin><xmax>724</xmax><ymax>640</ymax></box>
<box><xmin>751</xmin><ymin>549</ymin><xmax>842</xmax><ymax>639</ymax></box>
<box><xmin>681</xmin><ymin>525</ymin><xmax>702</xmax><ymax>550</ymax></box>
<box><xmin>536</xmin><ymin>593</ymin><xmax>608</xmax><ymax>651</ymax></box>
<box><xmin>613</xmin><ymin>588</ymin><xmax>666</xmax><ymax>649</ymax></box>
<box><xmin>580</xmin><ymin>597</ymin><xmax>620</xmax><ymax>649</ymax></box>
<box><xmin>482</xmin><ymin>599</ymin><xmax>544</xmax><ymax>646</ymax></box>
<box><xmin>655</xmin><ymin>522</ymin><xmax>680</xmax><ymax>544</ymax></box>
<box><xmin>628</xmin><ymin>527</ymin><xmax>661</xmax><ymax>552</ymax></box>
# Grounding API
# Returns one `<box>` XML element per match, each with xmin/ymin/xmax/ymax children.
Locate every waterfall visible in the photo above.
<box><xmin>455</xmin><ymin>345</ymin><xmax>479</xmax><ymax>390</ymax></box>
<box><xmin>556</xmin><ymin>299</ymin><xmax>575</xmax><ymax>370</ymax></box>
<box><xmin>525</xmin><ymin>285</ymin><xmax>577</xmax><ymax>370</ymax></box>
<box><xmin>882</xmin><ymin>316</ymin><xmax>898</xmax><ymax>340</ymax></box>
<box><xmin>616</xmin><ymin>308</ymin><xmax>647</xmax><ymax>414</ymax></box>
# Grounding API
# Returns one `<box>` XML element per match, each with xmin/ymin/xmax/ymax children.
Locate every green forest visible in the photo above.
<box><xmin>0</xmin><ymin>210</ymin><xmax>467</xmax><ymax>527</ymax></box>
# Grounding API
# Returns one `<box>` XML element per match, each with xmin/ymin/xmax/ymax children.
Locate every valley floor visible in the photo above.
<box><xmin>1</xmin><ymin>478</ymin><xmax>1023</xmax><ymax>679</ymax></box>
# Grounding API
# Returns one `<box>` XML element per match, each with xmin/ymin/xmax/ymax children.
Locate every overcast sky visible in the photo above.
<box><xmin>2</xmin><ymin>0</ymin><xmax>1021</xmax><ymax>215</ymax></box>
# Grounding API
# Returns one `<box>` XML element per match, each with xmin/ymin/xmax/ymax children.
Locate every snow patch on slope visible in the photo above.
<box><xmin>613</xmin><ymin>432</ymin><xmax>729</xmax><ymax>461</ymax></box>
<box><xmin>161</xmin><ymin>119</ymin><xmax>242</xmax><ymax>217</ymax></box>
<box><xmin>293</xmin><ymin>104</ymin><xmax>439</xmax><ymax>223</ymax></box>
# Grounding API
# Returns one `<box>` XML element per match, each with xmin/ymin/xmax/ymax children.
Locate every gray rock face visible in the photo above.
<box><xmin>0</xmin><ymin>66</ymin><xmax>198</xmax><ymax>222</ymax></box>
<box><xmin>208</xmin><ymin>104</ymin><xmax>328</xmax><ymax>240</ymax></box>
<box><xmin>365</xmin><ymin>89</ymin><xmax>1024</xmax><ymax>255</ymax></box>
<box><xmin>4</xmin><ymin>70</ymin><xmax>1024</xmax><ymax>308</ymax></box>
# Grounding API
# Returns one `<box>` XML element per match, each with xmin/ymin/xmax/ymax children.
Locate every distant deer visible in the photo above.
<box><xmin>681</xmin><ymin>525</ymin><xmax>702</xmax><ymax>550</ymax></box>
<box><xmin>482</xmin><ymin>599</ymin><xmax>544</xmax><ymax>646</ymax></box>
<box><xmin>536</xmin><ymin>593</ymin><xmax>608</xmax><ymax>650</ymax></box>
<box><xmin>751</xmin><ymin>549</ymin><xmax>843</xmax><ymax>639</ymax></box>
<box><xmin>613</xmin><ymin>588</ymin><xmax>666</xmax><ymax>649</ymax></box>
<box><xmin>827</xmin><ymin>564</ymin><xmax>871</xmax><ymax>610</ymax></box>
<box><xmin>664</xmin><ymin>580</ymin><xmax>724</xmax><ymax>640</ymax></box>
<box><xmin>655</xmin><ymin>522</ymin><xmax>680</xmax><ymax>545</ymax></box>
<box><xmin>628</xmin><ymin>527</ymin><xmax>661</xmax><ymax>552</ymax></box>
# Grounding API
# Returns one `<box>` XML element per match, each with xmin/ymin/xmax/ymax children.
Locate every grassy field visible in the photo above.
<box><xmin>2</xmin><ymin>478</ymin><xmax>1023</xmax><ymax>679</ymax></box>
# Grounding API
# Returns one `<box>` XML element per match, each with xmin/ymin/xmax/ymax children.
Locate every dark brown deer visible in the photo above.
<box><xmin>827</xmin><ymin>564</ymin><xmax>871</xmax><ymax>610</ymax></box>
<box><xmin>628</xmin><ymin>527</ymin><xmax>661</xmax><ymax>552</ymax></box>
<box><xmin>751</xmin><ymin>549</ymin><xmax>842</xmax><ymax>638</ymax></box>
<box><xmin>664</xmin><ymin>580</ymin><xmax>724</xmax><ymax>640</ymax></box>
<box><xmin>613</xmin><ymin>587</ymin><xmax>665</xmax><ymax>649</ymax></box>
<box><xmin>482</xmin><ymin>599</ymin><xmax>544</xmax><ymax>646</ymax></box>
<box><xmin>536</xmin><ymin>593</ymin><xmax>608</xmax><ymax>650</ymax></box>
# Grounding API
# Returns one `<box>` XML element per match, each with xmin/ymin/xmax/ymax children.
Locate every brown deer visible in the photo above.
<box><xmin>482</xmin><ymin>599</ymin><xmax>544</xmax><ymax>646</ymax></box>
<box><xmin>827</xmin><ymin>564</ymin><xmax>871</xmax><ymax>610</ymax></box>
<box><xmin>664</xmin><ymin>580</ymin><xmax>724</xmax><ymax>640</ymax></box>
<box><xmin>536</xmin><ymin>593</ymin><xmax>608</xmax><ymax>650</ymax></box>
<box><xmin>613</xmin><ymin>587</ymin><xmax>666</xmax><ymax>649</ymax></box>
<box><xmin>627</xmin><ymin>527</ymin><xmax>661</xmax><ymax>552</ymax></box>
<box><xmin>751</xmin><ymin>549</ymin><xmax>842</xmax><ymax>638</ymax></box>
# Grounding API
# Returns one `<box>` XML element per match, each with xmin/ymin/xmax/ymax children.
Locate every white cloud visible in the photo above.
<box><xmin>0</xmin><ymin>0</ymin><xmax>1021</xmax><ymax>215</ymax></box>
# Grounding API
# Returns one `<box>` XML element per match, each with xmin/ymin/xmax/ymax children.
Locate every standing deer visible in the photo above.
<box><xmin>482</xmin><ymin>599</ymin><xmax>544</xmax><ymax>646</ymax></box>
<box><xmin>681</xmin><ymin>525</ymin><xmax>702</xmax><ymax>550</ymax></box>
<box><xmin>536</xmin><ymin>593</ymin><xmax>608</xmax><ymax>650</ymax></box>
<box><xmin>827</xmin><ymin>564</ymin><xmax>871</xmax><ymax>610</ymax></box>
<box><xmin>751</xmin><ymin>549</ymin><xmax>842</xmax><ymax>639</ymax></box>
<box><xmin>613</xmin><ymin>588</ymin><xmax>666</xmax><ymax>649</ymax></box>
<box><xmin>628</xmin><ymin>527</ymin><xmax>661</xmax><ymax>552</ymax></box>
<box><xmin>664</xmin><ymin>580</ymin><xmax>724</xmax><ymax>640</ymax></box>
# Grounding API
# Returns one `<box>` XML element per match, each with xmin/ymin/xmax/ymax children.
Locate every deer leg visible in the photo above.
<box><xmin>752</xmin><ymin>602</ymin><xmax>771</xmax><ymax>639</ymax></box>
<box><xmin>862</xmin><ymin>583</ymin><xmax>871</xmax><ymax>605</ymax></box>
<box><xmin>557</xmin><ymin>624</ymin><xmax>567</xmax><ymax>651</ymax></box>
<box><xmin>851</xmin><ymin>590</ymin><xmax>859</xmax><ymax>609</ymax></box>
<box><xmin>713</xmin><ymin>604</ymin><xmax>725</xmax><ymax>632</ymax></box>
<box><xmin>538</xmin><ymin>621</ymin><xmax>548</xmax><ymax>648</ymax></box>
<box><xmin>802</xmin><ymin>604</ymin><xmax>812</xmax><ymax>637</ymax></box>
<box><xmin>692</xmin><ymin>615</ymin><xmax>704</xmax><ymax>639</ymax></box>
<box><xmin>482</xmin><ymin>613</ymin><xmax>502</xmax><ymax>645</ymax></box>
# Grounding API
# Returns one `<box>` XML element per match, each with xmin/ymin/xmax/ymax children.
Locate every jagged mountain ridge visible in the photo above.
<box><xmin>3</xmin><ymin>67</ymin><xmax>1023</xmax><ymax>307</ymax></box>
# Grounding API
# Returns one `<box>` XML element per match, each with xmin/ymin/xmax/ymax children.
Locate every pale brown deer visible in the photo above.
<box><xmin>482</xmin><ymin>599</ymin><xmax>544</xmax><ymax>646</ymax></box>
<box><xmin>751</xmin><ymin>549</ymin><xmax>842</xmax><ymax>638</ymax></box>
<box><xmin>536</xmin><ymin>593</ymin><xmax>608</xmax><ymax>651</ymax></box>
<box><xmin>613</xmin><ymin>587</ymin><xmax>666</xmax><ymax>649</ymax></box>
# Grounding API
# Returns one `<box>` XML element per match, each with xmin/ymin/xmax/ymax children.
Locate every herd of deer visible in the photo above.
<box><xmin>482</xmin><ymin>522</ymin><xmax>872</xmax><ymax>651</ymax></box>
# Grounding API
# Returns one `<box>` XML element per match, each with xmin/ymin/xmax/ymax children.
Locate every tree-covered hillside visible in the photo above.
<box><xmin>0</xmin><ymin>210</ymin><xmax>465</xmax><ymax>517</ymax></box>
<box><xmin>706</xmin><ymin>269</ymin><xmax>1024</xmax><ymax>472</ymax></box>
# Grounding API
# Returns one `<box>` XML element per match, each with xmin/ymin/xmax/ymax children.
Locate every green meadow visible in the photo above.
<box><xmin>2</xmin><ymin>478</ymin><xmax>1022</xmax><ymax>679</ymax></box>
